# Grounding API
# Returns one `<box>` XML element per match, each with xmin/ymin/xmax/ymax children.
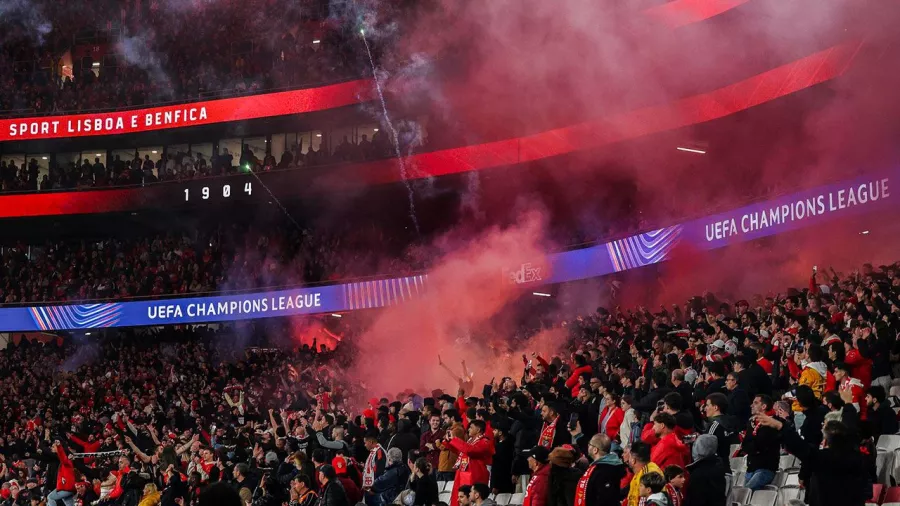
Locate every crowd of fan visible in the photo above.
<box><xmin>0</xmin><ymin>129</ymin><xmax>416</xmax><ymax>192</ymax></box>
<box><xmin>0</xmin><ymin>260</ymin><xmax>897</xmax><ymax>506</ymax></box>
<box><xmin>0</xmin><ymin>0</ymin><xmax>381</xmax><ymax>116</ymax></box>
<box><xmin>0</xmin><ymin>221</ymin><xmax>424</xmax><ymax>304</ymax></box>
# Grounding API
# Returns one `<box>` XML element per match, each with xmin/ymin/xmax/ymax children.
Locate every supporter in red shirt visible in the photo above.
<box><xmin>47</xmin><ymin>440</ymin><xmax>76</xmax><ymax>505</ymax></box>
<box><xmin>648</xmin><ymin>414</ymin><xmax>688</xmax><ymax>470</ymax></box>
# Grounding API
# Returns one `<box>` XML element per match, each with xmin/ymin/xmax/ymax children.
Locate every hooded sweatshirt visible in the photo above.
<box><xmin>645</xmin><ymin>492</ymin><xmax>671</xmax><ymax>506</ymax></box>
<box><xmin>790</xmin><ymin>361</ymin><xmax>827</xmax><ymax>412</ymax></box>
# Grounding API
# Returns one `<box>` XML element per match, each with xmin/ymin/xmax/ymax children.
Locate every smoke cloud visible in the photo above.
<box><xmin>0</xmin><ymin>0</ymin><xmax>51</xmax><ymax>44</ymax></box>
<box><xmin>347</xmin><ymin>209</ymin><xmax>554</xmax><ymax>396</ymax></box>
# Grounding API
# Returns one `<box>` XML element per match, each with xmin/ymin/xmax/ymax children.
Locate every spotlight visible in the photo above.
<box><xmin>533</xmin><ymin>292</ymin><xmax>552</xmax><ymax>297</ymax></box>
<box><xmin>331</xmin><ymin>313</ymin><xmax>342</xmax><ymax>318</ymax></box>
<box><xmin>676</xmin><ymin>147</ymin><xmax>706</xmax><ymax>154</ymax></box>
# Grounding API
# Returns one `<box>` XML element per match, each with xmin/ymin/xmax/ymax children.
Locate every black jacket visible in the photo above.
<box><xmin>371</xmin><ymin>462</ymin><xmax>410</xmax><ymax>506</ymax></box>
<box><xmin>683</xmin><ymin>457</ymin><xmax>726</xmax><ymax>506</ymax></box>
<box><xmin>868</xmin><ymin>401</ymin><xmax>899</xmax><ymax>440</ymax></box>
<box><xmin>490</xmin><ymin>437</ymin><xmax>516</xmax><ymax>494</ymax></box>
<box><xmin>704</xmin><ymin>415</ymin><xmax>737</xmax><ymax>474</ymax></box>
<box><xmin>633</xmin><ymin>387</ymin><xmax>672</xmax><ymax>415</ymax></box>
<box><xmin>161</xmin><ymin>473</ymin><xmax>188</xmax><ymax>506</ymax></box>
<box><xmin>739</xmin><ymin>418</ymin><xmax>782</xmax><ymax>472</ymax></box>
<box><xmin>411</xmin><ymin>473</ymin><xmax>440</xmax><ymax>506</ymax></box>
<box><xmin>582</xmin><ymin>458</ymin><xmax>626</xmax><ymax>506</ymax></box>
<box><xmin>739</xmin><ymin>364</ymin><xmax>772</xmax><ymax>397</ymax></box>
<box><xmin>779</xmin><ymin>421</ymin><xmax>871</xmax><ymax>506</ymax></box>
<box><xmin>317</xmin><ymin>480</ymin><xmax>350</xmax><ymax>506</ymax></box>
<box><xmin>548</xmin><ymin>465</ymin><xmax>583</xmax><ymax>506</ymax></box>
<box><xmin>726</xmin><ymin>388</ymin><xmax>751</xmax><ymax>424</ymax></box>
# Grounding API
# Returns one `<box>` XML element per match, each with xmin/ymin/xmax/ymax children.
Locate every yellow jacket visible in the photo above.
<box><xmin>627</xmin><ymin>462</ymin><xmax>662</xmax><ymax>506</ymax></box>
<box><xmin>792</xmin><ymin>361</ymin><xmax>827</xmax><ymax>412</ymax></box>
<box><xmin>138</xmin><ymin>491</ymin><xmax>161</xmax><ymax>506</ymax></box>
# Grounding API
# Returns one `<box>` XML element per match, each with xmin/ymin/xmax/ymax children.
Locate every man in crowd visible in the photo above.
<box><xmin>446</xmin><ymin>420</ymin><xmax>494</xmax><ymax>506</ymax></box>
<box><xmin>523</xmin><ymin>447</ymin><xmax>550</xmax><ymax>506</ymax></box>
<box><xmin>702</xmin><ymin>393</ymin><xmax>737</xmax><ymax>476</ymax></box>
<box><xmin>738</xmin><ymin>394</ymin><xmax>781</xmax><ymax>490</ymax></box>
<box><xmin>624</xmin><ymin>442</ymin><xmax>662</xmax><ymax>506</ymax></box>
<box><xmin>574</xmin><ymin>434</ymin><xmax>625</xmax><ymax>506</ymax></box>
<box><xmin>649</xmin><ymin>413</ymin><xmax>688</xmax><ymax>470</ymax></box>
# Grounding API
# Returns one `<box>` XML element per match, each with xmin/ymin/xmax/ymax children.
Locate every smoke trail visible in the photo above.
<box><xmin>361</xmin><ymin>31</ymin><xmax>422</xmax><ymax>234</ymax></box>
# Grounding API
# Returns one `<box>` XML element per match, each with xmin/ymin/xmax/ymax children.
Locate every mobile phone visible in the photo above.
<box><xmin>568</xmin><ymin>413</ymin><xmax>579</xmax><ymax>431</ymax></box>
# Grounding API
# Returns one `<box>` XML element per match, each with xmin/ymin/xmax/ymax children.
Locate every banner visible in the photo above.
<box><xmin>0</xmin><ymin>172</ymin><xmax>893</xmax><ymax>331</ymax></box>
<box><xmin>0</xmin><ymin>79</ymin><xmax>373</xmax><ymax>141</ymax></box>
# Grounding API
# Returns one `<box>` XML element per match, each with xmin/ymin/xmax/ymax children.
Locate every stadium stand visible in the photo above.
<box><xmin>0</xmin><ymin>258</ymin><xmax>894</xmax><ymax>506</ymax></box>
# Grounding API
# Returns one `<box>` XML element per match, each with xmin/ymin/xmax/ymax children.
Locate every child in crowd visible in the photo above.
<box><xmin>663</xmin><ymin>465</ymin><xmax>684</xmax><ymax>506</ymax></box>
<box><xmin>639</xmin><ymin>472</ymin><xmax>670</xmax><ymax>506</ymax></box>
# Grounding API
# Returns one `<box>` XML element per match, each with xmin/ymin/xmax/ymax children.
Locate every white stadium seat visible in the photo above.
<box><xmin>749</xmin><ymin>489</ymin><xmax>778</xmax><ymax>506</ymax></box>
<box><xmin>878</xmin><ymin>435</ymin><xmax>900</xmax><ymax>453</ymax></box>
<box><xmin>727</xmin><ymin>486</ymin><xmax>751</xmax><ymax>505</ymax></box>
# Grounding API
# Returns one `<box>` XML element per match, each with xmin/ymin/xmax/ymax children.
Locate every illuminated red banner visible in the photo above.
<box><xmin>1</xmin><ymin>79</ymin><xmax>374</xmax><ymax>141</ymax></box>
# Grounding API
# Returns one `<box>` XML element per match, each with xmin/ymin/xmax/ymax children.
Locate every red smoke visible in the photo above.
<box><xmin>347</xmin><ymin>210</ymin><xmax>555</xmax><ymax>396</ymax></box>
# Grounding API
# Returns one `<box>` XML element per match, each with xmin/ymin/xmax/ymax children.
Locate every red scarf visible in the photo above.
<box><xmin>363</xmin><ymin>445</ymin><xmax>384</xmax><ymax>487</ymax></box>
<box><xmin>574</xmin><ymin>463</ymin><xmax>597</xmax><ymax>506</ymax></box>
<box><xmin>454</xmin><ymin>435</ymin><xmax>484</xmax><ymax>470</ymax></box>
<box><xmin>539</xmin><ymin>416</ymin><xmax>558</xmax><ymax>448</ymax></box>
<box><xmin>665</xmin><ymin>484</ymin><xmax>682</xmax><ymax>506</ymax></box>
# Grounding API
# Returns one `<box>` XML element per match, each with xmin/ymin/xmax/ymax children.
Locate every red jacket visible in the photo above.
<box><xmin>339</xmin><ymin>476</ymin><xmax>362</xmax><ymax>504</ymax></box>
<box><xmin>70</xmin><ymin>435</ymin><xmax>101</xmax><ymax>465</ymax></box>
<box><xmin>56</xmin><ymin>445</ymin><xmax>76</xmax><ymax>492</ymax></box>
<box><xmin>650</xmin><ymin>432</ymin><xmax>689</xmax><ymax>470</ymax></box>
<box><xmin>523</xmin><ymin>463</ymin><xmax>550</xmax><ymax>506</ymax></box>
<box><xmin>565</xmin><ymin>365</ymin><xmax>593</xmax><ymax>397</ymax></box>
<box><xmin>844</xmin><ymin>349</ymin><xmax>872</xmax><ymax>389</ymax></box>
<box><xmin>598</xmin><ymin>406</ymin><xmax>624</xmax><ymax>441</ymax></box>
<box><xmin>447</xmin><ymin>437</ymin><xmax>494</xmax><ymax>506</ymax></box>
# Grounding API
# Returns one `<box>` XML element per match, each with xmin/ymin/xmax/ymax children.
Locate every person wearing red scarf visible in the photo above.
<box><xmin>538</xmin><ymin>402</ymin><xmax>570</xmax><ymax>449</ymax></box>
<box><xmin>446</xmin><ymin>420</ymin><xmax>494</xmax><ymax>506</ymax></box>
<box><xmin>362</xmin><ymin>434</ymin><xmax>386</xmax><ymax>489</ymax></box>
<box><xmin>574</xmin><ymin>434</ymin><xmax>625</xmax><ymax>506</ymax></box>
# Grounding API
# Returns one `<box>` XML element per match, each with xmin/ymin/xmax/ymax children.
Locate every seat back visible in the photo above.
<box><xmin>749</xmin><ymin>489</ymin><xmax>778</xmax><ymax>506</ymax></box>
<box><xmin>727</xmin><ymin>486</ymin><xmax>751</xmax><ymax>505</ymax></box>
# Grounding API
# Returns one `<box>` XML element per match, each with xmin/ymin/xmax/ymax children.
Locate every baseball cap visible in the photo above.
<box><xmin>523</xmin><ymin>446</ymin><xmax>550</xmax><ymax>464</ymax></box>
<box><xmin>712</xmin><ymin>340</ymin><xmax>726</xmax><ymax>349</ymax></box>
<box><xmin>332</xmin><ymin>456</ymin><xmax>348</xmax><ymax>475</ymax></box>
